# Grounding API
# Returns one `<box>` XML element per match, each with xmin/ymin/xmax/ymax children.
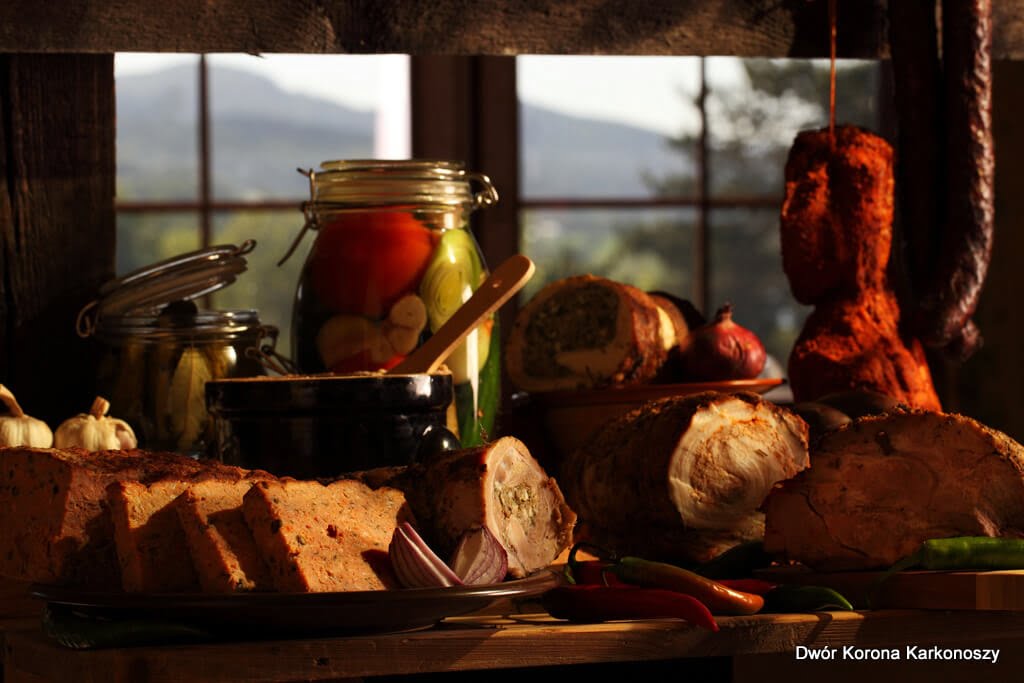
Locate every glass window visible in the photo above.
<box><xmin>206</xmin><ymin>54</ymin><xmax>410</xmax><ymax>200</ymax></box>
<box><xmin>114</xmin><ymin>53</ymin><xmax>411</xmax><ymax>363</ymax></box>
<box><xmin>518</xmin><ymin>56</ymin><xmax>701</xmax><ymax>200</ymax></box>
<box><xmin>521</xmin><ymin>208</ymin><xmax>696</xmax><ymax>301</ymax></box>
<box><xmin>116</xmin><ymin>212</ymin><xmax>202</xmax><ymax>274</ymax></box>
<box><xmin>115</xmin><ymin>54</ymin><xmax>200</xmax><ymax>201</ymax></box>
<box><xmin>705</xmin><ymin>58</ymin><xmax>880</xmax><ymax>198</ymax></box>
<box><xmin>208</xmin><ymin>211</ymin><xmax>312</xmax><ymax>359</ymax></box>
<box><xmin>516</xmin><ymin>55</ymin><xmax>880</xmax><ymax>374</ymax></box>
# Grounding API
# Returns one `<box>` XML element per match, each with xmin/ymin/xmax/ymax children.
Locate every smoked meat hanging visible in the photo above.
<box><xmin>781</xmin><ymin>126</ymin><xmax>942</xmax><ymax>411</ymax></box>
<box><xmin>780</xmin><ymin>2</ymin><xmax>942</xmax><ymax>410</ymax></box>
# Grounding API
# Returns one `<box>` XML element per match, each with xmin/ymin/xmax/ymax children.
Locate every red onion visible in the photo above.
<box><xmin>388</xmin><ymin>523</ymin><xmax>463</xmax><ymax>589</ymax></box>
<box><xmin>449</xmin><ymin>526</ymin><xmax>509</xmax><ymax>585</ymax></box>
<box><xmin>679</xmin><ymin>303</ymin><xmax>767</xmax><ymax>381</ymax></box>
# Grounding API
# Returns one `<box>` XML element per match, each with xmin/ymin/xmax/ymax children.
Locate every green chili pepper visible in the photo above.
<box><xmin>892</xmin><ymin>537</ymin><xmax>1024</xmax><ymax>571</ymax></box>
<box><xmin>761</xmin><ymin>585</ymin><xmax>854</xmax><ymax>613</ymax></box>
<box><xmin>867</xmin><ymin>536</ymin><xmax>1024</xmax><ymax>609</ymax></box>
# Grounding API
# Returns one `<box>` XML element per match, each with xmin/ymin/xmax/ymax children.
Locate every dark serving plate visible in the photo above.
<box><xmin>31</xmin><ymin>570</ymin><xmax>561</xmax><ymax>640</ymax></box>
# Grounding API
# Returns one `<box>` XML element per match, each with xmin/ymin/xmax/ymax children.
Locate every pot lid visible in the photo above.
<box><xmin>76</xmin><ymin>240</ymin><xmax>256</xmax><ymax>338</ymax></box>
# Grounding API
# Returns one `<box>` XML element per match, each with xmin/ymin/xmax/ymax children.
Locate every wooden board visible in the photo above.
<box><xmin>759</xmin><ymin>567</ymin><xmax>1024</xmax><ymax>611</ymax></box>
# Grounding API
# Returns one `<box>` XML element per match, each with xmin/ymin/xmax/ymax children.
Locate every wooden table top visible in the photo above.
<box><xmin>5</xmin><ymin>608</ymin><xmax>1024</xmax><ymax>683</ymax></box>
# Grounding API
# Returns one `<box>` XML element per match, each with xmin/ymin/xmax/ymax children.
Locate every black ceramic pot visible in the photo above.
<box><xmin>205</xmin><ymin>373</ymin><xmax>458</xmax><ymax>479</ymax></box>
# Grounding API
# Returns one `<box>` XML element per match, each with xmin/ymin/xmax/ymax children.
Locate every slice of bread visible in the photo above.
<box><xmin>108</xmin><ymin>478</ymin><xmax>200</xmax><ymax>593</ymax></box>
<box><xmin>242</xmin><ymin>478</ymin><xmax>413</xmax><ymax>592</ymax></box>
<box><xmin>0</xmin><ymin>447</ymin><xmax>207</xmax><ymax>586</ymax></box>
<box><xmin>175</xmin><ymin>476</ymin><xmax>274</xmax><ymax>593</ymax></box>
<box><xmin>108</xmin><ymin>463</ymin><xmax>261</xmax><ymax>593</ymax></box>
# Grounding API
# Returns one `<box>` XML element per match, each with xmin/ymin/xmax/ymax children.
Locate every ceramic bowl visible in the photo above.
<box><xmin>205</xmin><ymin>372</ymin><xmax>458</xmax><ymax>479</ymax></box>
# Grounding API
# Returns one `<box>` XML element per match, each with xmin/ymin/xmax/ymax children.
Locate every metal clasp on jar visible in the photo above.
<box><xmin>468</xmin><ymin>172</ymin><xmax>499</xmax><ymax>209</ymax></box>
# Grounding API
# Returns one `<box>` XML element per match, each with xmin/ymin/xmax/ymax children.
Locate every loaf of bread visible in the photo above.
<box><xmin>0</xmin><ymin>446</ymin><xmax>207</xmax><ymax>586</ymax></box>
<box><xmin>504</xmin><ymin>275</ymin><xmax>682</xmax><ymax>393</ymax></box>
<box><xmin>243</xmin><ymin>478</ymin><xmax>413</xmax><ymax>592</ymax></box>
<box><xmin>109</xmin><ymin>463</ymin><xmax>274</xmax><ymax>593</ymax></box>
<box><xmin>175</xmin><ymin>476</ymin><xmax>275</xmax><ymax>593</ymax></box>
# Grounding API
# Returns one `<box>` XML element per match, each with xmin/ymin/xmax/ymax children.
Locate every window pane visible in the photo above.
<box><xmin>517</xmin><ymin>56</ymin><xmax>700</xmax><ymax>199</ymax></box>
<box><xmin>705</xmin><ymin>57</ymin><xmax>880</xmax><ymax>198</ymax></box>
<box><xmin>115</xmin><ymin>54</ymin><xmax>200</xmax><ymax>201</ymax></box>
<box><xmin>116</xmin><ymin>213</ymin><xmax>202</xmax><ymax>274</ymax></box>
<box><xmin>208</xmin><ymin>211</ymin><xmax>313</xmax><ymax>362</ymax></box>
<box><xmin>207</xmin><ymin>54</ymin><xmax>411</xmax><ymax>201</ymax></box>
<box><xmin>708</xmin><ymin>208</ymin><xmax>810</xmax><ymax>370</ymax></box>
<box><xmin>520</xmin><ymin>208</ymin><xmax>697</xmax><ymax>302</ymax></box>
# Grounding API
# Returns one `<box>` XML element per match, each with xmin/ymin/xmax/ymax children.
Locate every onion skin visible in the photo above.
<box><xmin>450</xmin><ymin>526</ymin><xmax>509</xmax><ymax>585</ymax></box>
<box><xmin>679</xmin><ymin>303</ymin><xmax>767</xmax><ymax>381</ymax></box>
<box><xmin>389</xmin><ymin>523</ymin><xmax>463</xmax><ymax>589</ymax></box>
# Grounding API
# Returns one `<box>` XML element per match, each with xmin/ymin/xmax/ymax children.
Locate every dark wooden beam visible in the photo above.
<box><xmin>0</xmin><ymin>0</ymin><xmax>974</xmax><ymax>59</ymax></box>
<box><xmin>410</xmin><ymin>56</ymin><xmax>523</xmax><ymax>439</ymax></box>
<box><xmin>0</xmin><ymin>54</ymin><xmax>115</xmax><ymax>425</ymax></box>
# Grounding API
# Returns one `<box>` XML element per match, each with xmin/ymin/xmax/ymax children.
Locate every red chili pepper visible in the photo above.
<box><xmin>612</xmin><ymin>557</ymin><xmax>765</xmax><ymax>616</ymax></box>
<box><xmin>566</xmin><ymin>560</ymin><xmax>627</xmax><ymax>586</ymax></box>
<box><xmin>564</xmin><ymin>541</ymin><xmax>764</xmax><ymax>616</ymax></box>
<box><xmin>542</xmin><ymin>585</ymin><xmax>719</xmax><ymax>632</ymax></box>
<box><xmin>716</xmin><ymin>578</ymin><xmax>777</xmax><ymax>596</ymax></box>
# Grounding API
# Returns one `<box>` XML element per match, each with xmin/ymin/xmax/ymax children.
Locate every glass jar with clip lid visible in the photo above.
<box><xmin>280</xmin><ymin>159</ymin><xmax>500</xmax><ymax>447</ymax></box>
<box><xmin>76</xmin><ymin>240</ymin><xmax>279</xmax><ymax>457</ymax></box>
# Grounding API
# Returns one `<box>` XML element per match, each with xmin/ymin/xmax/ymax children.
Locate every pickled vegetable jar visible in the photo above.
<box><xmin>287</xmin><ymin>160</ymin><xmax>499</xmax><ymax>447</ymax></box>
<box><xmin>76</xmin><ymin>242</ymin><xmax>276</xmax><ymax>457</ymax></box>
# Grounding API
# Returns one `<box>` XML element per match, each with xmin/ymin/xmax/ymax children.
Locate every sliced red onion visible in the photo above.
<box><xmin>450</xmin><ymin>526</ymin><xmax>509</xmax><ymax>585</ymax></box>
<box><xmin>389</xmin><ymin>522</ymin><xmax>463</xmax><ymax>589</ymax></box>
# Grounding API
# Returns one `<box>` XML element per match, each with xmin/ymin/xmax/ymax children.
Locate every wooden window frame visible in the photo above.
<box><xmin>114</xmin><ymin>53</ymin><xmax>876</xmax><ymax>345</ymax></box>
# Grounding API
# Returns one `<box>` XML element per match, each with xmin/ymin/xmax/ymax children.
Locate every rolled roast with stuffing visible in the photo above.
<box><xmin>561</xmin><ymin>392</ymin><xmax>809</xmax><ymax>564</ymax></box>
<box><xmin>366</xmin><ymin>436</ymin><xmax>577</xmax><ymax>578</ymax></box>
<box><xmin>505</xmin><ymin>275</ymin><xmax>683</xmax><ymax>392</ymax></box>
<box><xmin>763</xmin><ymin>410</ymin><xmax>1024</xmax><ymax>571</ymax></box>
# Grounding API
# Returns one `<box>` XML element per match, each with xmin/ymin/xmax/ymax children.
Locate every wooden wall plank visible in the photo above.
<box><xmin>0</xmin><ymin>54</ymin><xmax>115</xmax><ymax>425</ymax></box>
<box><xmin>0</xmin><ymin>0</ymin><xmax>902</xmax><ymax>59</ymax></box>
<box><xmin>7</xmin><ymin>0</ymin><xmax>1020</xmax><ymax>61</ymax></box>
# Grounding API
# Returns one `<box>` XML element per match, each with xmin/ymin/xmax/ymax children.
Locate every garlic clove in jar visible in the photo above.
<box><xmin>54</xmin><ymin>396</ymin><xmax>137</xmax><ymax>452</ymax></box>
<box><xmin>0</xmin><ymin>384</ymin><xmax>54</xmax><ymax>448</ymax></box>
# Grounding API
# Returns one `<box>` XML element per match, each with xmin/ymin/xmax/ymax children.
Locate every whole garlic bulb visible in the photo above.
<box><xmin>54</xmin><ymin>396</ymin><xmax>137</xmax><ymax>451</ymax></box>
<box><xmin>0</xmin><ymin>384</ymin><xmax>54</xmax><ymax>448</ymax></box>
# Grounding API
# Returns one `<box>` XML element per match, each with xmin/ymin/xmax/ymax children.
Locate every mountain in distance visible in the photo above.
<box><xmin>115</xmin><ymin>64</ymin><xmax>692</xmax><ymax>202</ymax></box>
<box><xmin>116</xmin><ymin>65</ymin><xmax>376</xmax><ymax>199</ymax></box>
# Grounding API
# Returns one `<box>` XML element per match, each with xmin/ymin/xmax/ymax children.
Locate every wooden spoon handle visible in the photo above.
<box><xmin>389</xmin><ymin>254</ymin><xmax>535</xmax><ymax>375</ymax></box>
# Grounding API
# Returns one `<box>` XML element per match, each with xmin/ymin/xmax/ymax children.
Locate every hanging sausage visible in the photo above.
<box><xmin>890</xmin><ymin>0</ymin><xmax>995</xmax><ymax>361</ymax></box>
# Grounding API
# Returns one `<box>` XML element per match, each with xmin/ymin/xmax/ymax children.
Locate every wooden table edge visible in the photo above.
<box><xmin>6</xmin><ymin>609</ymin><xmax>1024</xmax><ymax>682</ymax></box>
